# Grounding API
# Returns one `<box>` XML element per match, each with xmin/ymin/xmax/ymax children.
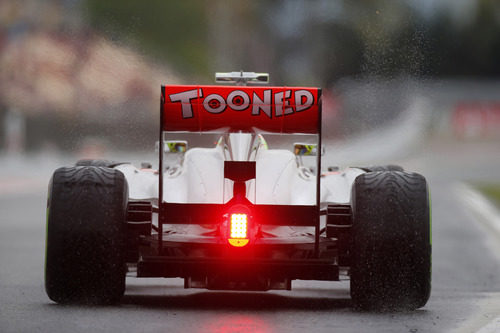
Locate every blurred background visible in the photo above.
<box><xmin>2</xmin><ymin>3</ymin><xmax>500</xmax><ymax>330</ymax></box>
<box><xmin>0</xmin><ymin>0</ymin><xmax>499</xmax><ymax>160</ymax></box>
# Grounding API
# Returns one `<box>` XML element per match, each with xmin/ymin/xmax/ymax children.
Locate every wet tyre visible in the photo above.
<box><xmin>45</xmin><ymin>166</ymin><xmax>128</xmax><ymax>304</ymax></box>
<box><xmin>75</xmin><ymin>159</ymin><xmax>119</xmax><ymax>168</ymax></box>
<box><xmin>350</xmin><ymin>171</ymin><xmax>431</xmax><ymax>311</ymax></box>
<box><xmin>363</xmin><ymin>165</ymin><xmax>404</xmax><ymax>172</ymax></box>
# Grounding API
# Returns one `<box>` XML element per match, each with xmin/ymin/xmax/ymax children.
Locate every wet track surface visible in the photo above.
<box><xmin>1</xmin><ymin>141</ymin><xmax>500</xmax><ymax>332</ymax></box>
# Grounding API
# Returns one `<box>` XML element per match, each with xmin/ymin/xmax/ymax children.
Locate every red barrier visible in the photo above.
<box><xmin>453</xmin><ymin>102</ymin><xmax>500</xmax><ymax>138</ymax></box>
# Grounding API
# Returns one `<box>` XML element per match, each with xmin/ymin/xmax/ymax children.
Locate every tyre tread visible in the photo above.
<box><xmin>45</xmin><ymin>166</ymin><xmax>128</xmax><ymax>304</ymax></box>
<box><xmin>350</xmin><ymin>171</ymin><xmax>431</xmax><ymax>311</ymax></box>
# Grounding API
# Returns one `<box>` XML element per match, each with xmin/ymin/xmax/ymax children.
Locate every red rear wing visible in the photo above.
<box><xmin>161</xmin><ymin>85</ymin><xmax>322</xmax><ymax>134</ymax></box>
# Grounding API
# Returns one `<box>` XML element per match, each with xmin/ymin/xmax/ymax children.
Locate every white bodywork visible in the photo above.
<box><xmin>115</xmin><ymin>133</ymin><xmax>364</xmax><ymax>206</ymax></box>
<box><xmin>116</xmin><ymin>133</ymin><xmax>364</xmax><ymax>238</ymax></box>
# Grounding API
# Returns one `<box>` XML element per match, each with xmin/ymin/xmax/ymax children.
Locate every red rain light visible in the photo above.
<box><xmin>229</xmin><ymin>213</ymin><xmax>249</xmax><ymax>247</ymax></box>
<box><xmin>230</xmin><ymin>213</ymin><xmax>248</xmax><ymax>238</ymax></box>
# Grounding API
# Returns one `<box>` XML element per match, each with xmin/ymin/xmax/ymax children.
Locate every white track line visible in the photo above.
<box><xmin>455</xmin><ymin>183</ymin><xmax>500</xmax><ymax>237</ymax></box>
<box><xmin>476</xmin><ymin>317</ymin><xmax>500</xmax><ymax>333</ymax></box>
<box><xmin>454</xmin><ymin>183</ymin><xmax>500</xmax><ymax>333</ymax></box>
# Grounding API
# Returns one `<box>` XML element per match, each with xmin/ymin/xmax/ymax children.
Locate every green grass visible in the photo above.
<box><xmin>475</xmin><ymin>184</ymin><xmax>500</xmax><ymax>208</ymax></box>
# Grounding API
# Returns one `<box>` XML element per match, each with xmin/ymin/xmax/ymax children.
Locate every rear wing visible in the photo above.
<box><xmin>161</xmin><ymin>85</ymin><xmax>322</xmax><ymax>134</ymax></box>
<box><xmin>158</xmin><ymin>84</ymin><xmax>323</xmax><ymax>256</ymax></box>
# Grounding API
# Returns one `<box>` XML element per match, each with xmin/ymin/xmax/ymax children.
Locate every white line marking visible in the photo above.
<box><xmin>454</xmin><ymin>183</ymin><xmax>500</xmax><ymax>333</ymax></box>
<box><xmin>455</xmin><ymin>183</ymin><xmax>500</xmax><ymax>237</ymax></box>
<box><xmin>476</xmin><ymin>316</ymin><xmax>500</xmax><ymax>333</ymax></box>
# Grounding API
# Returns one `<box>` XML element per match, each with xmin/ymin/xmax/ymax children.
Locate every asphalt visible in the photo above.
<box><xmin>1</xmin><ymin>140</ymin><xmax>500</xmax><ymax>332</ymax></box>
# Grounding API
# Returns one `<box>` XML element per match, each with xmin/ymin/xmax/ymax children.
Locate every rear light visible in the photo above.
<box><xmin>230</xmin><ymin>213</ymin><xmax>248</xmax><ymax>239</ymax></box>
<box><xmin>227</xmin><ymin>208</ymin><xmax>251</xmax><ymax>247</ymax></box>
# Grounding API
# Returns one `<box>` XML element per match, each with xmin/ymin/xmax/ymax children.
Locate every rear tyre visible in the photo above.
<box><xmin>45</xmin><ymin>166</ymin><xmax>129</xmax><ymax>304</ymax></box>
<box><xmin>363</xmin><ymin>165</ymin><xmax>404</xmax><ymax>172</ymax></box>
<box><xmin>75</xmin><ymin>159</ymin><xmax>120</xmax><ymax>168</ymax></box>
<box><xmin>350</xmin><ymin>171</ymin><xmax>431</xmax><ymax>311</ymax></box>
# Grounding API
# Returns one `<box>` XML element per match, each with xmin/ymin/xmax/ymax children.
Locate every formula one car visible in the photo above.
<box><xmin>45</xmin><ymin>72</ymin><xmax>431</xmax><ymax>310</ymax></box>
